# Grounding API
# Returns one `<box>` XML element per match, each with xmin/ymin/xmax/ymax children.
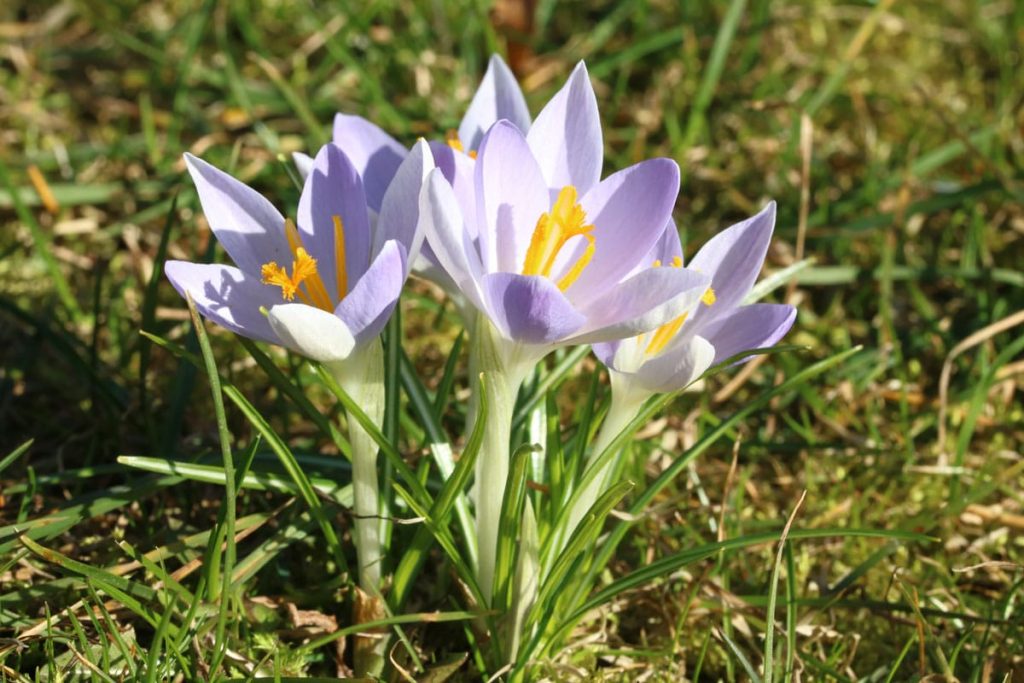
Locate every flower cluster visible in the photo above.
<box><xmin>167</xmin><ymin>55</ymin><xmax>795</xmax><ymax>676</ymax></box>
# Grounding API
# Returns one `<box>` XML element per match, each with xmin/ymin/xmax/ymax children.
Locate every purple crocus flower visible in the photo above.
<box><xmin>593</xmin><ymin>202</ymin><xmax>797</xmax><ymax>394</ymax></box>
<box><xmin>554</xmin><ymin>204</ymin><xmax>798</xmax><ymax>556</ymax></box>
<box><xmin>419</xmin><ymin>116</ymin><xmax>710</xmax><ymax>602</ymax></box>
<box><xmin>420</xmin><ymin>119</ymin><xmax>711</xmax><ymax>349</ymax></box>
<box><xmin>165</xmin><ymin>139</ymin><xmax>433</xmax><ymax>362</ymax></box>
<box><xmin>296</xmin><ymin>57</ymin><xmax>604</xmax><ymax>299</ymax></box>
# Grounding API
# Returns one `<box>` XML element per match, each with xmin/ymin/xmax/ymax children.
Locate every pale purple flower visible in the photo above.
<box><xmin>593</xmin><ymin>203</ymin><xmax>797</xmax><ymax>393</ymax></box>
<box><xmin>296</xmin><ymin>57</ymin><xmax>605</xmax><ymax>296</ymax></box>
<box><xmin>166</xmin><ymin>140</ymin><xmax>432</xmax><ymax>362</ymax></box>
<box><xmin>419</xmin><ymin>118</ymin><xmax>711</xmax><ymax>349</ymax></box>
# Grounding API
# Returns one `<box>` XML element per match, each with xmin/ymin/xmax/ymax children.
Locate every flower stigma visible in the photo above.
<box><xmin>521</xmin><ymin>185</ymin><xmax>595</xmax><ymax>292</ymax></box>
<box><xmin>260</xmin><ymin>217</ymin><xmax>343</xmax><ymax>312</ymax></box>
<box><xmin>261</xmin><ymin>248</ymin><xmax>320</xmax><ymax>303</ymax></box>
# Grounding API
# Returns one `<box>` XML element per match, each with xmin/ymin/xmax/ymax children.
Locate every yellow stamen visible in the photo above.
<box><xmin>262</xmin><ymin>219</ymin><xmax>333</xmax><ymax>311</ymax></box>
<box><xmin>333</xmin><ymin>215</ymin><xmax>348</xmax><ymax>299</ymax></box>
<box><xmin>641</xmin><ymin>259</ymin><xmax>717</xmax><ymax>356</ymax></box>
<box><xmin>261</xmin><ymin>248</ymin><xmax>319</xmax><ymax>304</ymax></box>
<box><xmin>446</xmin><ymin>130</ymin><xmax>477</xmax><ymax>158</ymax></box>
<box><xmin>445</xmin><ymin>130</ymin><xmax>464</xmax><ymax>153</ymax></box>
<box><xmin>522</xmin><ymin>185</ymin><xmax>595</xmax><ymax>292</ymax></box>
<box><xmin>556</xmin><ymin>235</ymin><xmax>595</xmax><ymax>291</ymax></box>
<box><xmin>645</xmin><ymin>313</ymin><xmax>688</xmax><ymax>356</ymax></box>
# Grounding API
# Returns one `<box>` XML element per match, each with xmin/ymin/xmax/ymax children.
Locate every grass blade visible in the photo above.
<box><xmin>681</xmin><ymin>0</ymin><xmax>748</xmax><ymax>150</ymax></box>
<box><xmin>185</xmin><ymin>295</ymin><xmax>237</xmax><ymax>673</ymax></box>
<box><xmin>391</xmin><ymin>376</ymin><xmax>488</xmax><ymax>609</ymax></box>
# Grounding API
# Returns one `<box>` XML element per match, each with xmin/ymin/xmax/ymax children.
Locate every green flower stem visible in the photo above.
<box><xmin>472</xmin><ymin>318</ymin><xmax>539</xmax><ymax>604</ymax></box>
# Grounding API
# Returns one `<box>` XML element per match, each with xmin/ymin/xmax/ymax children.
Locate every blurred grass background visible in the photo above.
<box><xmin>1</xmin><ymin>0</ymin><xmax>1023</xmax><ymax>679</ymax></box>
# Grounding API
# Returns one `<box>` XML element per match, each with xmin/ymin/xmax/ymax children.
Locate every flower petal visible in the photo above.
<box><xmin>292</xmin><ymin>151</ymin><xmax>314</xmax><ymax>180</ymax></box>
<box><xmin>183</xmin><ymin>154</ymin><xmax>291</xmax><ymax>275</ymax></box>
<box><xmin>419</xmin><ymin>169</ymin><xmax>486</xmax><ymax>310</ymax></box>
<box><xmin>630</xmin><ymin>334</ymin><xmax>716</xmax><ymax>393</ymax></box>
<box><xmin>701</xmin><ymin>303</ymin><xmax>796</xmax><ymax>365</ymax></box>
<box><xmin>625</xmin><ymin>218</ymin><xmax>684</xmax><ymax>281</ymax></box>
<box><xmin>165</xmin><ymin>260</ymin><xmax>280</xmax><ymax>344</ymax></box>
<box><xmin>475</xmin><ymin>120</ymin><xmax>549</xmax><ymax>274</ymax></box>
<box><xmin>558</xmin><ymin>158</ymin><xmax>681</xmax><ymax>306</ymax></box>
<box><xmin>411</xmin><ymin>243</ymin><xmax>461</xmax><ymax>294</ymax></box>
<box><xmin>428</xmin><ymin>141</ymin><xmax>479</xmax><ymax>239</ymax></box>
<box><xmin>332</xmin><ymin>113</ymin><xmax>407</xmax><ymax>211</ymax></box>
<box><xmin>526</xmin><ymin>61</ymin><xmax>602</xmax><ymax>196</ymax></box>
<box><xmin>458</xmin><ymin>54</ymin><xmax>531</xmax><ymax>152</ymax></box>
<box><xmin>591</xmin><ymin>340</ymin><xmax>619</xmax><ymax>369</ymax></box>
<box><xmin>334</xmin><ymin>240</ymin><xmax>408</xmax><ymax>344</ymax></box>
<box><xmin>297</xmin><ymin>143</ymin><xmax>373</xmax><ymax>300</ymax></box>
<box><xmin>375</xmin><ymin>139</ymin><xmax>433</xmax><ymax>270</ymax></box>
<box><xmin>688</xmin><ymin>201</ymin><xmax>777</xmax><ymax>315</ymax></box>
<box><xmin>567</xmin><ymin>265</ymin><xmax>709</xmax><ymax>344</ymax></box>
<box><xmin>481</xmin><ymin>272</ymin><xmax>586</xmax><ymax>344</ymax></box>
<box><xmin>652</xmin><ymin>218</ymin><xmax>684</xmax><ymax>266</ymax></box>
<box><xmin>267</xmin><ymin>304</ymin><xmax>356</xmax><ymax>363</ymax></box>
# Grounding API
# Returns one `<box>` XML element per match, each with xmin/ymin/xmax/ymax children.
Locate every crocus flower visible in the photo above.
<box><xmin>592</xmin><ymin>201</ymin><xmax>797</xmax><ymax>396</ymax></box>
<box><xmin>422</xmin><ymin>120</ymin><xmax>710</xmax><ymax>352</ymax></box>
<box><xmin>296</xmin><ymin>56</ymin><xmax>604</xmax><ymax>304</ymax></box>
<box><xmin>326</xmin><ymin>54</ymin><xmax>529</xmax><ymax>208</ymax></box>
<box><xmin>167</xmin><ymin>140</ymin><xmax>433</xmax><ymax>677</ymax></box>
<box><xmin>166</xmin><ymin>139</ymin><xmax>432</xmax><ymax>364</ymax></box>
<box><xmin>419</xmin><ymin>117</ymin><xmax>711</xmax><ymax>602</ymax></box>
<box><xmin>556</xmin><ymin>203</ymin><xmax>796</xmax><ymax>551</ymax></box>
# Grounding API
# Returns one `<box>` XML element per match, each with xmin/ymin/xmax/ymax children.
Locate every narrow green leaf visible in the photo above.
<box><xmin>682</xmin><ymin>0</ymin><xmax>748</xmax><ymax>150</ymax></box>
<box><xmin>0</xmin><ymin>439</ymin><xmax>32</xmax><ymax>476</ymax></box>
<box><xmin>391</xmin><ymin>373</ymin><xmax>488</xmax><ymax>609</ymax></box>
<box><xmin>239</xmin><ymin>337</ymin><xmax>351</xmax><ymax>459</ymax></box>
<box><xmin>492</xmin><ymin>444</ymin><xmax>535</xmax><ymax>610</ymax></box>
<box><xmin>559</xmin><ymin>527</ymin><xmax>930</xmax><ymax>637</ymax></box>
<box><xmin>185</xmin><ymin>294</ymin><xmax>237</xmax><ymax>675</ymax></box>
<box><xmin>721</xmin><ymin>627</ymin><xmax>763</xmax><ymax>683</ymax></box>
<box><xmin>116</xmin><ymin>456</ymin><xmax>353</xmax><ymax>506</ymax></box>
<box><xmin>433</xmin><ymin>330</ymin><xmax>465</xmax><ymax>420</ymax></box>
<box><xmin>316</xmin><ymin>363</ymin><xmax>432</xmax><ymax>507</ymax></box>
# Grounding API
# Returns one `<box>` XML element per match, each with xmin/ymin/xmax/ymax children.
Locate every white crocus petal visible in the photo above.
<box><xmin>419</xmin><ymin>169</ymin><xmax>487</xmax><ymax>311</ymax></box>
<box><xmin>292</xmin><ymin>151</ymin><xmax>315</xmax><ymax>181</ymax></box>
<box><xmin>267</xmin><ymin>304</ymin><xmax>356</xmax><ymax>363</ymax></box>
<box><xmin>632</xmin><ymin>334</ymin><xmax>716</xmax><ymax>394</ymax></box>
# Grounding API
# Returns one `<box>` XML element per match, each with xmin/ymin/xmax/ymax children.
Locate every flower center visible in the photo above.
<box><xmin>260</xmin><ymin>216</ymin><xmax>347</xmax><ymax>312</ymax></box>
<box><xmin>445</xmin><ymin>130</ymin><xmax>477</xmax><ymax>159</ymax></box>
<box><xmin>521</xmin><ymin>185</ymin><xmax>595</xmax><ymax>292</ymax></box>
<box><xmin>642</xmin><ymin>256</ymin><xmax>716</xmax><ymax>356</ymax></box>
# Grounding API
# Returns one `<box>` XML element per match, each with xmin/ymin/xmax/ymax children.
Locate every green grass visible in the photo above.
<box><xmin>2</xmin><ymin>0</ymin><xmax>1023</xmax><ymax>679</ymax></box>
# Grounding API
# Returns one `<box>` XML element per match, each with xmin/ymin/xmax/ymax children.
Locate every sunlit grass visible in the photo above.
<box><xmin>1</xmin><ymin>0</ymin><xmax>1022</xmax><ymax>679</ymax></box>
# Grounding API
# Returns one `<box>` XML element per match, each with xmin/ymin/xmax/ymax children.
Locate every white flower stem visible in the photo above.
<box><xmin>326</xmin><ymin>340</ymin><xmax>386</xmax><ymax>676</ymax></box>
<box><xmin>472</xmin><ymin>318</ymin><xmax>537</xmax><ymax>604</ymax></box>
<box><xmin>556</xmin><ymin>376</ymin><xmax>649</xmax><ymax>554</ymax></box>
<box><xmin>328</xmin><ymin>340</ymin><xmax>385</xmax><ymax>589</ymax></box>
